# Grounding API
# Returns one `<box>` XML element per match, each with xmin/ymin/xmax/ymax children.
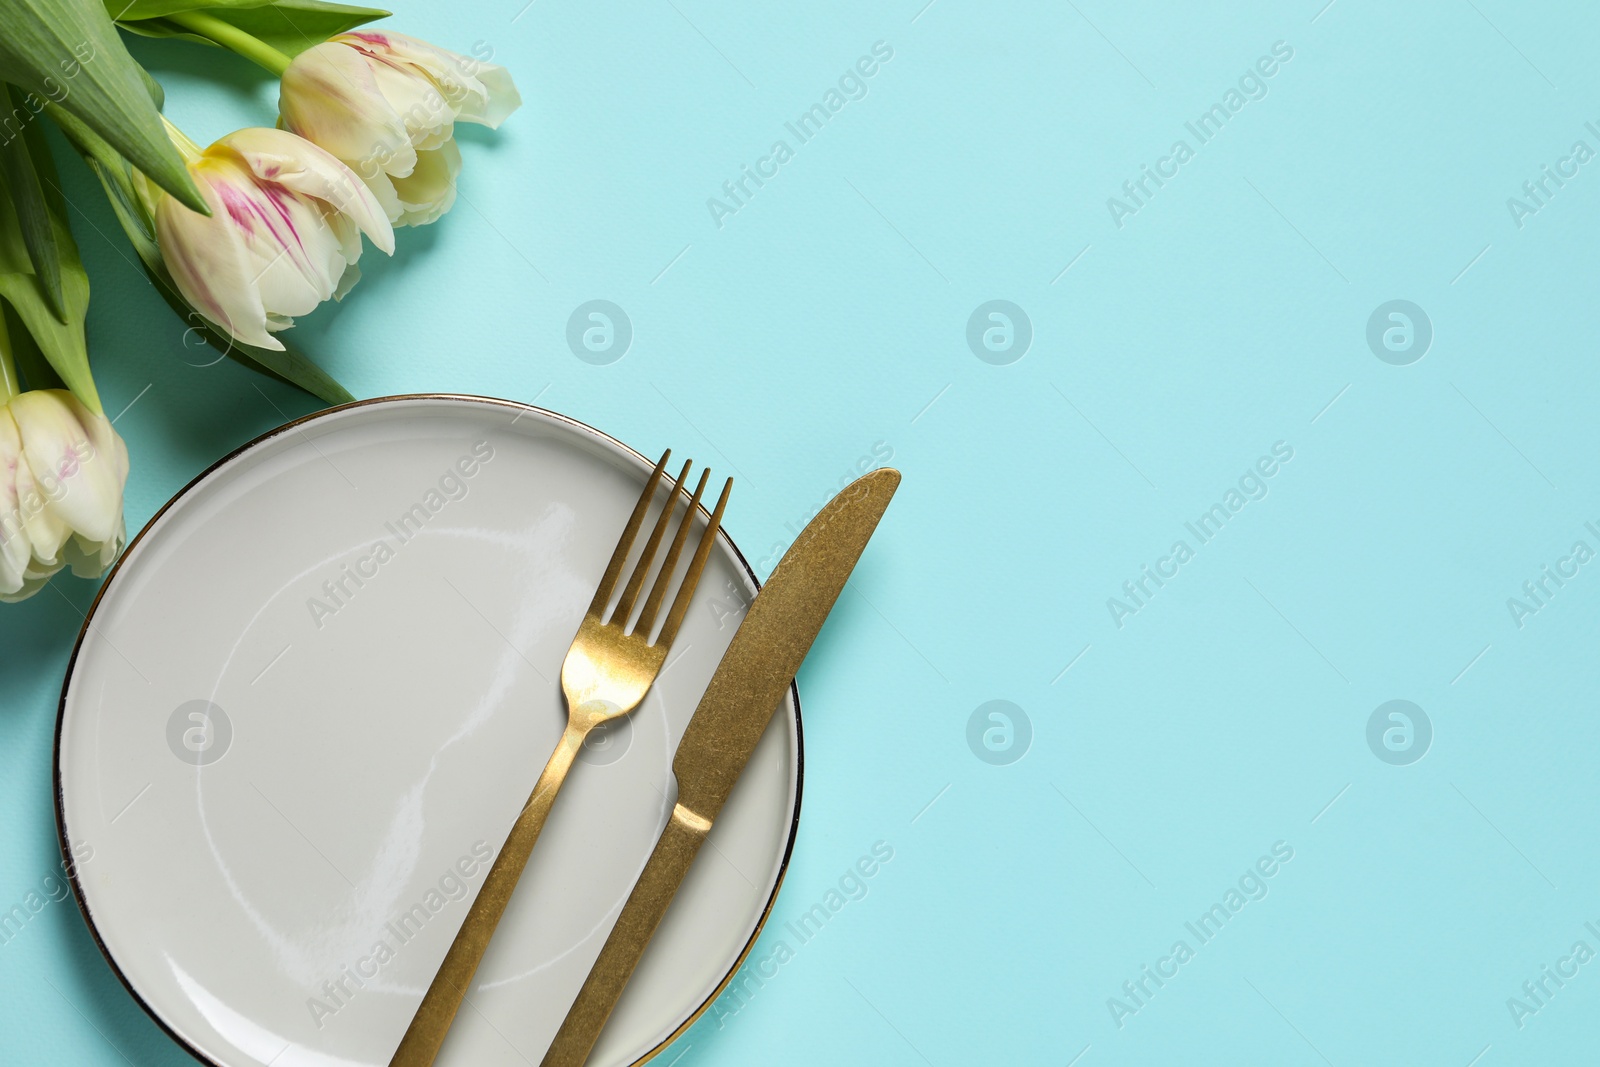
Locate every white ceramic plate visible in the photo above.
<box><xmin>55</xmin><ymin>396</ymin><xmax>800</xmax><ymax>1067</ymax></box>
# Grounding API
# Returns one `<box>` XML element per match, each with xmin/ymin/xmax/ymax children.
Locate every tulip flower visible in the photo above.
<box><xmin>279</xmin><ymin>32</ymin><xmax>521</xmax><ymax>227</ymax></box>
<box><xmin>0</xmin><ymin>389</ymin><xmax>130</xmax><ymax>602</ymax></box>
<box><xmin>139</xmin><ymin>122</ymin><xmax>395</xmax><ymax>352</ymax></box>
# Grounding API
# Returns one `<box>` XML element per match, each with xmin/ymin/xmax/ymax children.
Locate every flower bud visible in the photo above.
<box><xmin>281</xmin><ymin>32</ymin><xmax>521</xmax><ymax>227</ymax></box>
<box><xmin>141</xmin><ymin>125</ymin><xmax>395</xmax><ymax>351</ymax></box>
<box><xmin>0</xmin><ymin>389</ymin><xmax>129</xmax><ymax>601</ymax></box>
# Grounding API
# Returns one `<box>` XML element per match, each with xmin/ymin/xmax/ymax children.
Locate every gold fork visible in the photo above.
<box><xmin>389</xmin><ymin>450</ymin><xmax>731</xmax><ymax>1067</ymax></box>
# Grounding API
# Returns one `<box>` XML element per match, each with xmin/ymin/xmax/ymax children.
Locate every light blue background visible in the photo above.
<box><xmin>4</xmin><ymin>0</ymin><xmax>1599</xmax><ymax>1063</ymax></box>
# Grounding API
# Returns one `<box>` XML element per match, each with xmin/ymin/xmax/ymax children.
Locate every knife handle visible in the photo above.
<box><xmin>539</xmin><ymin>801</ymin><xmax>712</xmax><ymax>1066</ymax></box>
<box><xmin>390</xmin><ymin>722</ymin><xmax>585</xmax><ymax>1067</ymax></box>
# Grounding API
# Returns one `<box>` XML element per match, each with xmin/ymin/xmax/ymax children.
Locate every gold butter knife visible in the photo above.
<box><xmin>538</xmin><ymin>467</ymin><xmax>901</xmax><ymax>1066</ymax></box>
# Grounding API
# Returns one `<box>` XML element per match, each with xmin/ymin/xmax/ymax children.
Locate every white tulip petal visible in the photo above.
<box><xmin>158</xmin><ymin>175</ymin><xmax>281</xmax><ymax>351</ymax></box>
<box><xmin>410</xmin><ymin>123</ymin><xmax>451</xmax><ymax>154</ymax></box>
<box><xmin>238</xmin><ymin>194</ymin><xmax>347</xmax><ymax>317</ymax></box>
<box><xmin>9</xmin><ymin>391</ymin><xmax>126</xmax><ymax>546</ymax></box>
<box><xmin>332</xmin><ymin>261</ymin><xmax>362</xmax><ymax>302</ymax></box>
<box><xmin>392</xmin><ymin>141</ymin><xmax>460</xmax><ymax>227</ymax></box>
<box><xmin>14</xmin><ymin>453</ymin><xmax>67</xmax><ymax>566</ymax></box>
<box><xmin>63</xmin><ymin>523</ymin><xmax>124</xmax><ymax>579</ymax></box>
<box><xmin>0</xmin><ymin>569</ymin><xmax>60</xmax><ymax>603</ymax></box>
<box><xmin>0</xmin><ymin>412</ymin><xmax>31</xmax><ymax>594</ymax></box>
<box><xmin>220</xmin><ymin>128</ymin><xmax>395</xmax><ymax>256</ymax></box>
<box><xmin>281</xmin><ymin>43</ymin><xmax>413</xmax><ymax>176</ymax></box>
<box><xmin>85</xmin><ymin>405</ymin><xmax>130</xmax><ymax>505</ymax></box>
<box><xmin>360</xmin><ymin>168</ymin><xmax>405</xmax><ymax>224</ymax></box>
<box><xmin>467</xmin><ymin>63</ymin><xmax>522</xmax><ymax>128</ymax></box>
<box><xmin>340</xmin><ymin>33</ymin><xmax>453</xmax><ymax>80</ymax></box>
<box><xmin>348</xmin><ymin>31</ymin><xmax>517</xmax><ymax>125</ymax></box>
<box><xmin>285</xmin><ymin>31</ymin><xmax>521</xmax><ymax>228</ymax></box>
<box><xmin>367</xmin><ymin>59</ymin><xmax>454</xmax><ymax>149</ymax></box>
<box><xmin>326</xmin><ymin>211</ymin><xmax>362</xmax><ymax>269</ymax></box>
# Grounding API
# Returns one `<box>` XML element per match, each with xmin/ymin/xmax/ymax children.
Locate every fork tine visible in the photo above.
<box><xmin>612</xmin><ymin>459</ymin><xmax>693</xmax><ymax>626</ymax></box>
<box><xmin>589</xmin><ymin>450</ymin><xmax>670</xmax><ymax>617</ymax></box>
<box><xmin>635</xmin><ymin>466</ymin><xmax>710</xmax><ymax>638</ymax></box>
<box><xmin>655</xmin><ymin>476</ymin><xmax>731</xmax><ymax>648</ymax></box>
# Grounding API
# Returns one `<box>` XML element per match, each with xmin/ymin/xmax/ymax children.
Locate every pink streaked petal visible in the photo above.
<box><xmin>333</xmin><ymin>31</ymin><xmax>504</xmax><ymax>122</ymax></box>
<box><xmin>245</xmin><ymin>198</ymin><xmax>349</xmax><ymax>316</ymax></box>
<box><xmin>220</xmin><ymin>128</ymin><xmax>395</xmax><ymax>255</ymax></box>
<box><xmin>157</xmin><ymin>175</ymin><xmax>280</xmax><ymax>350</ymax></box>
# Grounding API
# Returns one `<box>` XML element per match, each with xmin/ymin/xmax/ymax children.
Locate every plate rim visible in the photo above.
<box><xmin>51</xmin><ymin>392</ymin><xmax>803</xmax><ymax>1067</ymax></box>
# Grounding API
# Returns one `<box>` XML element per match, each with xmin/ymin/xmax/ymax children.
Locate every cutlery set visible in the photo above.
<box><xmin>391</xmin><ymin>449</ymin><xmax>900</xmax><ymax>1067</ymax></box>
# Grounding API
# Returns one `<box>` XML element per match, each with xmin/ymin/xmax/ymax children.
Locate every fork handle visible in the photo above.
<box><xmin>389</xmin><ymin>721</ymin><xmax>586</xmax><ymax>1067</ymax></box>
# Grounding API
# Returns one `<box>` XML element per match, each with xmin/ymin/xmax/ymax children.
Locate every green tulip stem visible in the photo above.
<box><xmin>166</xmin><ymin>11</ymin><xmax>294</xmax><ymax>76</ymax></box>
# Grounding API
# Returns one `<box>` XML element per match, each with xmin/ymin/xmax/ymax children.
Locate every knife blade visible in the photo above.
<box><xmin>538</xmin><ymin>467</ymin><xmax>900</xmax><ymax>1066</ymax></box>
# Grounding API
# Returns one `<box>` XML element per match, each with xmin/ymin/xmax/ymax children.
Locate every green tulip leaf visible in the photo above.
<box><xmin>104</xmin><ymin>0</ymin><xmax>266</xmax><ymax>18</ymax></box>
<box><xmin>0</xmin><ymin>87</ymin><xmax>67</xmax><ymax>322</ymax></box>
<box><xmin>45</xmin><ymin>103</ymin><xmax>157</xmax><ymax>250</ymax></box>
<box><xmin>117</xmin><ymin>0</ymin><xmax>390</xmax><ymax>58</ymax></box>
<box><xmin>0</xmin><ymin>0</ymin><xmax>205</xmax><ymax>213</ymax></box>
<box><xmin>137</xmin><ymin>61</ymin><xmax>164</xmax><ymax>107</ymax></box>
<box><xmin>1</xmin><ymin>301</ymin><xmax>67</xmax><ymax>391</ymax></box>
<box><xmin>0</xmin><ymin>131</ymin><xmax>99</xmax><ymax>413</ymax></box>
